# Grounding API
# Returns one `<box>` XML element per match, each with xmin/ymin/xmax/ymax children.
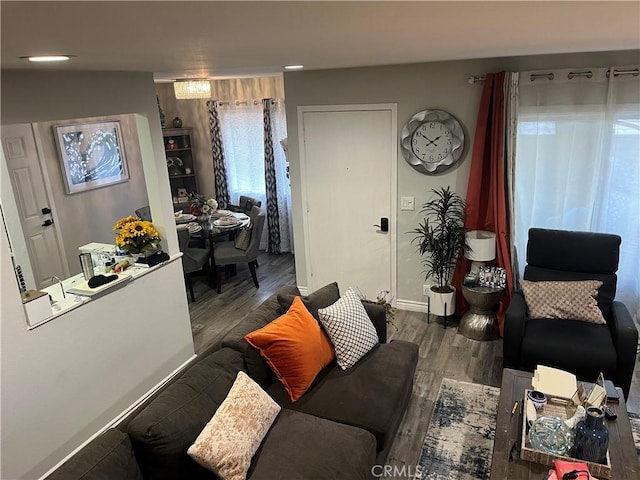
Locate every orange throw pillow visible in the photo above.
<box><xmin>245</xmin><ymin>296</ymin><xmax>335</xmax><ymax>402</ymax></box>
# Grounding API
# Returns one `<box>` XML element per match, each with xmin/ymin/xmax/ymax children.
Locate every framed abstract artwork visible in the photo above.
<box><xmin>54</xmin><ymin>121</ymin><xmax>129</xmax><ymax>194</ymax></box>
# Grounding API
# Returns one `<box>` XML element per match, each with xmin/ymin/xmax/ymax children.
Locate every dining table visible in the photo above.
<box><xmin>175</xmin><ymin>209</ymin><xmax>250</xmax><ymax>276</ymax></box>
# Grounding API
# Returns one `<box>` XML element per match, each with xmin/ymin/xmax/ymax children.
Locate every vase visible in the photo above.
<box><xmin>572</xmin><ymin>406</ymin><xmax>609</xmax><ymax>464</ymax></box>
<box><xmin>427</xmin><ymin>286</ymin><xmax>456</xmax><ymax>317</ymax></box>
<box><xmin>172</xmin><ymin>117</ymin><xmax>183</xmax><ymax>128</ymax></box>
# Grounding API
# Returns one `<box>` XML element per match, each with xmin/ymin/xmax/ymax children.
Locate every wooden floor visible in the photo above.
<box><xmin>187</xmin><ymin>252</ymin><xmax>640</xmax><ymax>473</ymax></box>
<box><xmin>187</xmin><ymin>251</ymin><xmax>296</xmax><ymax>353</ymax></box>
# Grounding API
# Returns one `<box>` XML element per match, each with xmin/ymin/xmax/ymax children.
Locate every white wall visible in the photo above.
<box><xmin>283</xmin><ymin>50</ymin><xmax>640</xmax><ymax>306</ymax></box>
<box><xmin>0</xmin><ymin>71</ymin><xmax>193</xmax><ymax>479</ymax></box>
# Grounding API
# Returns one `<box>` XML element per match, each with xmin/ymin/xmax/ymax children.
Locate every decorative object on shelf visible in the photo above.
<box><xmin>410</xmin><ymin>186</ymin><xmax>468</xmax><ymax>317</ymax></box>
<box><xmin>184</xmin><ymin>167</ymin><xmax>192</xmax><ymax>175</ymax></box>
<box><xmin>112</xmin><ymin>215</ymin><xmax>160</xmax><ymax>255</ymax></box>
<box><xmin>166</xmin><ymin>156</ymin><xmax>183</xmax><ymax>176</ymax></box>
<box><xmin>157</xmin><ymin>96</ymin><xmax>166</xmax><ymax>128</ymax></box>
<box><xmin>572</xmin><ymin>407</ymin><xmax>609</xmax><ymax>464</ymax></box>
<box><xmin>54</xmin><ymin>120</ymin><xmax>130</xmax><ymax>194</ymax></box>
<box><xmin>188</xmin><ymin>192</ymin><xmax>218</xmax><ymax>217</ymax></box>
<box><xmin>166</xmin><ymin>138</ymin><xmax>177</xmax><ymax>150</ymax></box>
<box><xmin>463</xmin><ymin>273</ymin><xmax>478</xmax><ymax>287</ymax></box>
<box><xmin>478</xmin><ymin>266</ymin><xmax>506</xmax><ymax>289</ymax></box>
<box><xmin>528</xmin><ymin>416</ymin><xmax>573</xmax><ymax>456</ymax></box>
<box><xmin>465</xmin><ymin>230</ymin><xmax>496</xmax><ymax>276</ymax></box>
<box><xmin>173</xmin><ymin>79</ymin><xmax>211</xmax><ymax>100</ymax></box>
<box><xmin>400</xmin><ymin>109</ymin><xmax>465</xmax><ymax>175</ymax></box>
<box><xmin>172</xmin><ymin>117</ymin><xmax>183</xmax><ymax>128</ymax></box>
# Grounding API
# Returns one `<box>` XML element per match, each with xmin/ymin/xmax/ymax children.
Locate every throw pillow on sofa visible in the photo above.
<box><xmin>318</xmin><ymin>287</ymin><xmax>379</xmax><ymax>370</ymax></box>
<box><xmin>245</xmin><ymin>296</ymin><xmax>335</xmax><ymax>401</ymax></box>
<box><xmin>277</xmin><ymin>281</ymin><xmax>340</xmax><ymax>320</ymax></box>
<box><xmin>188</xmin><ymin>371</ymin><xmax>281</xmax><ymax>480</ymax></box>
<box><xmin>520</xmin><ymin>279</ymin><xmax>606</xmax><ymax>324</ymax></box>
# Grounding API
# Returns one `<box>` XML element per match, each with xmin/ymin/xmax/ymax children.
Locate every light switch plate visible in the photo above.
<box><xmin>401</xmin><ymin>196</ymin><xmax>415</xmax><ymax>211</ymax></box>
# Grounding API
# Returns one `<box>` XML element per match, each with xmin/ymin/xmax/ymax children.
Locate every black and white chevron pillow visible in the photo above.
<box><xmin>318</xmin><ymin>287</ymin><xmax>379</xmax><ymax>369</ymax></box>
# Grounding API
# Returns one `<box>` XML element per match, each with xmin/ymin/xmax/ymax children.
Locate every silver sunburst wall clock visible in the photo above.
<box><xmin>400</xmin><ymin>109</ymin><xmax>465</xmax><ymax>175</ymax></box>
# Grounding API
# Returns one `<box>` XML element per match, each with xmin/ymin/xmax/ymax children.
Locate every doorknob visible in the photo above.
<box><xmin>41</xmin><ymin>207</ymin><xmax>52</xmax><ymax>214</ymax></box>
<box><xmin>42</xmin><ymin>219</ymin><xmax>53</xmax><ymax>227</ymax></box>
<box><xmin>373</xmin><ymin>217</ymin><xmax>389</xmax><ymax>232</ymax></box>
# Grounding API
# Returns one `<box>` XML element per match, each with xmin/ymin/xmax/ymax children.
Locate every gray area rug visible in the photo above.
<box><xmin>415</xmin><ymin>378</ymin><xmax>640</xmax><ymax>480</ymax></box>
<box><xmin>415</xmin><ymin>378</ymin><xmax>500</xmax><ymax>480</ymax></box>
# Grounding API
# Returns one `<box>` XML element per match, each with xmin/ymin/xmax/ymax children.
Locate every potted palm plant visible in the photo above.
<box><xmin>410</xmin><ymin>186</ymin><xmax>468</xmax><ymax>316</ymax></box>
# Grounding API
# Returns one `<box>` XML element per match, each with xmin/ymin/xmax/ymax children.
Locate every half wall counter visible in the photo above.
<box><xmin>22</xmin><ymin>244</ymin><xmax>182</xmax><ymax>330</ymax></box>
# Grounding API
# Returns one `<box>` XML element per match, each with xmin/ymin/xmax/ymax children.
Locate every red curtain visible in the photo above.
<box><xmin>452</xmin><ymin>72</ymin><xmax>514</xmax><ymax>336</ymax></box>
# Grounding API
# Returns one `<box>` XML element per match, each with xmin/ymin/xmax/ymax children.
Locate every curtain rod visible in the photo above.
<box><xmin>215</xmin><ymin>99</ymin><xmax>281</xmax><ymax>106</ymax></box>
<box><xmin>467</xmin><ymin>76</ymin><xmax>485</xmax><ymax>84</ymax></box>
<box><xmin>468</xmin><ymin>67</ymin><xmax>639</xmax><ymax>84</ymax></box>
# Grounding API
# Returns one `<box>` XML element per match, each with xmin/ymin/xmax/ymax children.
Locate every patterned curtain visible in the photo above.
<box><xmin>262</xmin><ymin>98</ymin><xmax>282</xmax><ymax>253</ymax></box>
<box><xmin>206</xmin><ymin>100</ymin><xmax>230</xmax><ymax>209</ymax></box>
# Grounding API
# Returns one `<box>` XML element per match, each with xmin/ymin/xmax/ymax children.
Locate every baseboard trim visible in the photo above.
<box><xmin>39</xmin><ymin>353</ymin><xmax>197</xmax><ymax>479</ymax></box>
<box><xmin>297</xmin><ymin>285</ymin><xmax>309</xmax><ymax>296</ymax></box>
<box><xmin>396</xmin><ymin>298</ymin><xmax>428</xmax><ymax>313</ymax></box>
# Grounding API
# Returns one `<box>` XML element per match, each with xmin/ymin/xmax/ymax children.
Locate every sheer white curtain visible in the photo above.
<box><xmin>218</xmin><ymin>100</ymin><xmax>291</xmax><ymax>252</ymax></box>
<box><xmin>514</xmin><ymin>67</ymin><xmax>640</xmax><ymax>320</ymax></box>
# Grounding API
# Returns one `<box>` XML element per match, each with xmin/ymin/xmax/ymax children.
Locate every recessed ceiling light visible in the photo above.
<box><xmin>283</xmin><ymin>65</ymin><xmax>304</xmax><ymax>70</ymax></box>
<box><xmin>22</xmin><ymin>55</ymin><xmax>71</xmax><ymax>62</ymax></box>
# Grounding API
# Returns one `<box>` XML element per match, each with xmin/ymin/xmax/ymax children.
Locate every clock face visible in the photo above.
<box><xmin>411</xmin><ymin>122</ymin><xmax>453</xmax><ymax>166</ymax></box>
<box><xmin>400</xmin><ymin>109</ymin><xmax>465</xmax><ymax>175</ymax></box>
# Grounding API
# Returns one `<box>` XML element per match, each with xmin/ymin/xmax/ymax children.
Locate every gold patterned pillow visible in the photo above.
<box><xmin>187</xmin><ymin>371</ymin><xmax>281</xmax><ymax>480</ymax></box>
<box><xmin>519</xmin><ymin>280</ymin><xmax>605</xmax><ymax>324</ymax></box>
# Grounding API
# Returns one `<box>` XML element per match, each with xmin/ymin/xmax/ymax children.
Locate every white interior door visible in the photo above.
<box><xmin>300</xmin><ymin>105</ymin><xmax>397</xmax><ymax>301</ymax></box>
<box><xmin>2</xmin><ymin>124</ymin><xmax>68</xmax><ymax>290</ymax></box>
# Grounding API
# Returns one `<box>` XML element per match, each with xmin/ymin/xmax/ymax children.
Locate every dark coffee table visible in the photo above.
<box><xmin>490</xmin><ymin>368</ymin><xmax>638</xmax><ymax>479</ymax></box>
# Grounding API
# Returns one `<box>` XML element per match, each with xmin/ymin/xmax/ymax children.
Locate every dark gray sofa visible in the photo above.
<box><xmin>47</xmin><ymin>284</ymin><xmax>419</xmax><ymax>480</ymax></box>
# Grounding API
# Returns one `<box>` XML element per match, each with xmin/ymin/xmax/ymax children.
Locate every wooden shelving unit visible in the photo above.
<box><xmin>162</xmin><ymin>127</ymin><xmax>199</xmax><ymax>205</ymax></box>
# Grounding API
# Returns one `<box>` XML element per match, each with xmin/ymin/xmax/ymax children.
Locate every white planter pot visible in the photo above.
<box><xmin>427</xmin><ymin>286</ymin><xmax>456</xmax><ymax>317</ymax></box>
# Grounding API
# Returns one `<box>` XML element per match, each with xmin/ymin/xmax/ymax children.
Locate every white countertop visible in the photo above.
<box><xmin>31</xmin><ymin>253</ymin><xmax>182</xmax><ymax>330</ymax></box>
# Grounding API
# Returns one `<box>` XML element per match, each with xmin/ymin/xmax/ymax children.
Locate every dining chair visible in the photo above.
<box><xmin>177</xmin><ymin>228</ymin><xmax>212</xmax><ymax>302</ymax></box>
<box><xmin>135</xmin><ymin>205</ymin><xmax>152</xmax><ymax>221</ymax></box>
<box><xmin>228</xmin><ymin>196</ymin><xmax>262</xmax><ymax>213</ymax></box>
<box><xmin>213</xmin><ymin>206</ymin><xmax>266</xmax><ymax>294</ymax></box>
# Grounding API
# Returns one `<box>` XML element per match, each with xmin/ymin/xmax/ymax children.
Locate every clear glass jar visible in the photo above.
<box><xmin>528</xmin><ymin>416</ymin><xmax>573</xmax><ymax>455</ymax></box>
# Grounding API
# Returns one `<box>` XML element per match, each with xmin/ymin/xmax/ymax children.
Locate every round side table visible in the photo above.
<box><xmin>459</xmin><ymin>285</ymin><xmax>503</xmax><ymax>341</ymax></box>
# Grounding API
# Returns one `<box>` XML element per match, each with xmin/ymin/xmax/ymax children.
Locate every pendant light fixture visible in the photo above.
<box><xmin>173</xmin><ymin>79</ymin><xmax>211</xmax><ymax>100</ymax></box>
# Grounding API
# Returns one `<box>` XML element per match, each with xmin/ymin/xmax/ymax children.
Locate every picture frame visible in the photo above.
<box><xmin>54</xmin><ymin>121</ymin><xmax>129</xmax><ymax>194</ymax></box>
<box><xmin>478</xmin><ymin>266</ymin><xmax>506</xmax><ymax>289</ymax></box>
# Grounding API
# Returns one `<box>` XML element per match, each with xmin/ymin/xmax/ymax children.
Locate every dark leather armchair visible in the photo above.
<box><xmin>504</xmin><ymin>228</ymin><xmax>637</xmax><ymax>398</ymax></box>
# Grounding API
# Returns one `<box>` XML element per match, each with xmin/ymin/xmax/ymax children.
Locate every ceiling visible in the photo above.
<box><xmin>2</xmin><ymin>1</ymin><xmax>639</xmax><ymax>82</ymax></box>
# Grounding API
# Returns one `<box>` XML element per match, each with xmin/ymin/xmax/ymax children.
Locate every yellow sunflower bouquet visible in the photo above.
<box><xmin>113</xmin><ymin>216</ymin><xmax>161</xmax><ymax>255</ymax></box>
